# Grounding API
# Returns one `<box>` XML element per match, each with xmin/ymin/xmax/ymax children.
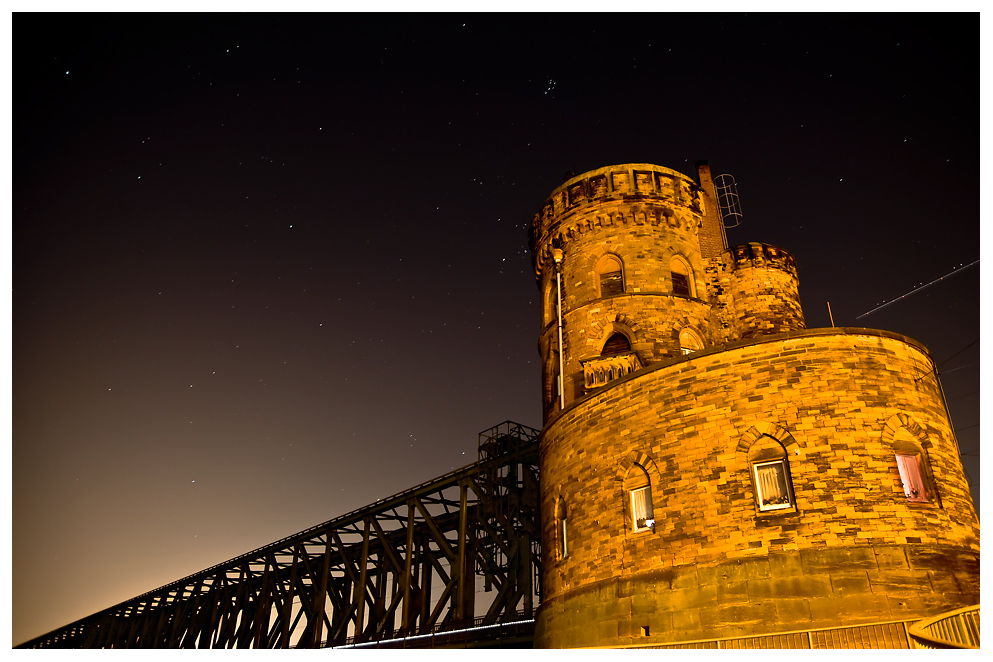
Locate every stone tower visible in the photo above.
<box><xmin>529</xmin><ymin>163</ymin><xmax>980</xmax><ymax>648</ymax></box>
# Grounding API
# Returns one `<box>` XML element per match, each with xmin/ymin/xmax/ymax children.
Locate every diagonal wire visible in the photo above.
<box><xmin>914</xmin><ymin>338</ymin><xmax>980</xmax><ymax>383</ymax></box>
<box><xmin>935</xmin><ymin>338</ymin><xmax>980</xmax><ymax>370</ymax></box>
<box><xmin>856</xmin><ymin>259</ymin><xmax>979</xmax><ymax>320</ymax></box>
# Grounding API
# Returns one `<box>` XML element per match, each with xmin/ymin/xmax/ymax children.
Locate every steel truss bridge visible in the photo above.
<box><xmin>20</xmin><ymin>422</ymin><xmax>542</xmax><ymax>649</ymax></box>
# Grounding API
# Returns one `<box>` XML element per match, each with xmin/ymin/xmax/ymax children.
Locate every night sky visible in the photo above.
<box><xmin>12</xmin><ymin>13</ymin><xmax>979</xmax><ymax>646</ymax></box>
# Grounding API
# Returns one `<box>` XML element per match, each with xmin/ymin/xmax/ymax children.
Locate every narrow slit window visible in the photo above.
<box><xmin>560</xmin><ymin>516</ymin><xmax>569</xmax><ymax>558</ymax></box>
<box><xmin>753</xmin><ymin>459</ymin><xmax>792</xmax><ymax>511</ymax></box>
<box><xmin>896</xmin><ymin>454</ymin><xmax>929</xmax><ymax>503</ymax></box>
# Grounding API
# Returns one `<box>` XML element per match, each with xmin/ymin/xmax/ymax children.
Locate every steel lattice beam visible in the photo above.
<box><xmin>18</xmin><ymin>422</ymin><xmax>541</xmax><ymax>649</ymax></box>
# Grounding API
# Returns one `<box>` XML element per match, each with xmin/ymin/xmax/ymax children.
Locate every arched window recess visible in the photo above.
<box><xmin>670</xmin><ymin>255</ymin><xmax>696</xmax><ymax>298</ymax></box>
<box><xmin>891</xmin><ymin>426</ymin><xmax>935</xmax><ymax>504</ymax></box>
<box><xmin>748</xmin><ymin>436</ymin><xmax>796</xmax><ymax>513</ymax></box>
<box><xmin>679</xmin><ymin>327</ymin><xmax>704</xmax><ymax>355</ymax></box>
<box><xmin>582</xmin><ymin>330</ymin><xmax>643</xmax><ymax>391</ymax></box>
<box><xmin>624</xmin><ymin>464</ymin><xmax>655</xmax><ymax>533</ymax></box>
<box><xmin>597</xmin><ymin>254</ymin><xmax>625</xmax><ymax>298</ymax></box>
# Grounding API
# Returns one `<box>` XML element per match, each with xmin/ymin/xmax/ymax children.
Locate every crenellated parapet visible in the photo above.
<box><xmin>529</xmin><ymin>164</ymin><xmax>706</xmax><ymax>282</ymax></box>
<box><xmin>725</xmin><ymin>242</ymin><xmax>798</xmax><ymax>276</ymax></box>
<box><xmin>720</xmin><ymin>241</ymin><xmax>805</xmax><ymax>339</ymax></box>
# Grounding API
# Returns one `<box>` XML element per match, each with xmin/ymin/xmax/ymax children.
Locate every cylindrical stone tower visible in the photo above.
<box><xmin>530</xmin><ymin>163</ymin><xmax>980</xmax><ymax>649</ymax></box>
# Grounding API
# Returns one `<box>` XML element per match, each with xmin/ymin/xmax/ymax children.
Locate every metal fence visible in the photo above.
<box><xmin>908</xmin><ymin>604</ymin><xmax>980</xmax><ymax>649</ymax></box>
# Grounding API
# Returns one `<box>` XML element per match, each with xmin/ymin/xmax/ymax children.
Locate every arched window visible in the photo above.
<box><xmin>556</xmin><ymin>497</ymin><xmax>569</xmax><ymax>559</ymax></box>
<box><xmin>679</xmin><ymin>327</ymin><xmax>704</xmax><ymax>355</ymax></box>
<box><xmin>670</xmin><ymin>256</ymin><xmax>695</xmax><ymax>298</ymax></box>
<box><xmin>623</xmin><ymin>464</ymin><xmax>654</xmax><ymax>532</ymax></box>
<box><xmin>601</xmin><ymin>333</ymin><xmax>631</xmax><ymax>357</ymax></box>
<box><xmin>597</xmin><ymin>255</ymin><xmax>624</xmax><ymax>297</ymax></box>
<box><xmin>748</xmin><ymin>436</ymin><xmax>795</xmax><ymax>512</ymax></box>
<box><xmin>893</xmin><ymin>427</ymin><xmax>932</xmax><ymax>503</ymax></box>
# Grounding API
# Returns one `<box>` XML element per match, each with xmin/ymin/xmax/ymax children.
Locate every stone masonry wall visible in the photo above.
<box><xmin>720</xmin><ymin>242</ymin><xmax>806</xmax><ymax>340</ymax></box>
<box><xmin>534</xmin><ymin>328</ymin><xmax>979</xmax><ymax>647</ymax></box>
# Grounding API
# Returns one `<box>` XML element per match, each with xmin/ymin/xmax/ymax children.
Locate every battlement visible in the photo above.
<box><xmin>724</xmin><ymin>242</ymin><xmax>798</xmax><ymax>276</ymax></box>
<box><xmin>529</xmin><ymin>164</ymin><xmax>703</xmax><ymax>250</ymax></box>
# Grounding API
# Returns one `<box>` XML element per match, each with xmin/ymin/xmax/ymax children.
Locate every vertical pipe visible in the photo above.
<box><xmin>557</xmin><ymin>268</ymin><xmax>564</xmax><ymax>409</ymax></box>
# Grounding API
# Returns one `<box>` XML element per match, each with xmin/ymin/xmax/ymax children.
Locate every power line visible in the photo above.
<box><xmin>936</xmin><ymin>338</ymin><xmax>980</xmax><ymax>370</ymax></box>
<box><xmin>940</xmin><ymin>362</ymin><xmax>979</xmax><ymax>376</ymax></box>
<box><xmin>856</xmin><ymin>259</ymin><xmax>979</xmax><ymax>320</ymax></box>
<box><xmin>914</xmin><ymin>337</ymin><xmax>980</xmax><ymax>383</ymax></box>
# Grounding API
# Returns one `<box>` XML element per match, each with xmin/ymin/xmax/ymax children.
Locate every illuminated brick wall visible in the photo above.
<box><xmin>534</xmin><ymin>329</ymin><xmax>978</xmax><ymax>647</ymax></box>
<box><xmin>529</xmin><ymin>163</ymin><xmax>980</xmax><ymax>648</ymax></box>
<box><xmin>721</xmin><ymin>242</ymin><xmax>806</xmax><ymax>340</ymax></box>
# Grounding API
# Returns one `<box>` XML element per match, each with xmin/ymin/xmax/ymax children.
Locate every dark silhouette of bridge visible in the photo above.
<box><xmin>19</xmin><ymin>422</ymin><xmax>541</xmax><ymax>649</ymax></box>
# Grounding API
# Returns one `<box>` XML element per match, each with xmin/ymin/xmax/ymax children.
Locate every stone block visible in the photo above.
<box><xmin>670</xmin><ymin>607</ymin><xmax>701</xmax><ymax>633</ymax></box>
<box><xmin>801</xmin><ymin>546</ymin><xmax>877</xmax><ymax>573</ymax></box>
<box><xmin>698</xmin><ymin>557</ymin><xmax>770</xmax><ymax>585</ymax></box>
<box><xmin>905</xmin><ymin>546</ymin><xmax>979</xmax><ymax>574</ymax></box>
<box><xmin>596</xmin><ymin>618</ymin><xmax>618</xmax><ymax>643</ymax></box>
<box><xmin>772</xmin><ymin>598</ymin><xmax>813</xmax><ymax>625</ymax></box>
<box><xmin>699</xmin><ymin>600</ymin><xmax>777</xmax><ymax>631</ymax></box>
<box><xmin>768</xmin><ymin>552</ymin><xmax>804</xmax><ymax>577</ymax></box>
<box><xmin>871</xmin><ymin>545</ymin><xmax>909</xmax><ymax>569</ymax></box>
<box><xmin>668</xmin><ymin>584</ymin><xmax>718</xmax><ymax>611</ymax></box>
<box><xmin>807</xmin><ymin>594</ymin><xmax>890</xmax><ymax>624</ymax></box>
<box><xmin>867</xmin><ymin>569</ymin><xmax>932</xmax><ymax>596</ymax></box>
<box><xmin>830</xmin><ymin>572</ymin><xmax>871</xmax><ymax>596</ymax></box>
<box><xmin>746</xmin><ymin>574</ymin><xmax>832</xmax><ymax>599</ymax></box>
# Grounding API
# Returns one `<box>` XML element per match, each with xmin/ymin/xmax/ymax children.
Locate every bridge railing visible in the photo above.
<box><xmin>907</xmin><ymin>604</ymin><xmax>980</xmax><ymax>649</ymax></box>
<box><xmin>330</xmin><ymin>608</ymin><xmax>536</xmax><ymax>648</ymax></box>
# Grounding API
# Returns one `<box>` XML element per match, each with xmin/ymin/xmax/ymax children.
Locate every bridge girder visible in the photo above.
<box><xmin>20</xmin><ymin>422</ymin><xmax>541</xmax><ymax>649</ymax></box>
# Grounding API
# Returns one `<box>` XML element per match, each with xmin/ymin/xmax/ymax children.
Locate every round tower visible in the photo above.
<box><xmin>530</xmin><ymin>163</ymin><xmax>980</xmax><ymax>649</ymax></box>
<box><xmin>530</xmin><ymin>164</ymin><xmax>724</xmax><ymax>422</ymax></box>
<box><xmin>722</xmin><ymin>241</ymin><xmax>806</xmax><ymax>339</ymax></box>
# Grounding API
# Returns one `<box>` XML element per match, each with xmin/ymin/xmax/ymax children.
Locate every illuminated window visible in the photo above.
<box><xmin>624</xmin><ymin>464</ymin><xmax>654</xmax><ymax>532</ymax></box>
<box><xmin>679</xmin><ymin>328</ymin><xmax>704</xmax><ymax>355</ymax></box>
<box><xmin>597</xmin><ymin>255</ymin><xmax>624</xmax><ymax>297</ymax></box>
<box><xmin>670</xmin><ymin>256</ymin><xmax>694</xmax><ymax>298</ymax></box>
<box><xmin>601</xmin><ymin>332</ymin><xmax>631</xmax><ymax>357</ymax></box>
<box><xmin>753</xmin><ymin>459</ymin><xmax>794</xmax><ymax>511</ymax></box>
<box><xmin>896</xmin><ymin>454</ymin><xmax>929</xmax><ymax>503</ymax></box>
